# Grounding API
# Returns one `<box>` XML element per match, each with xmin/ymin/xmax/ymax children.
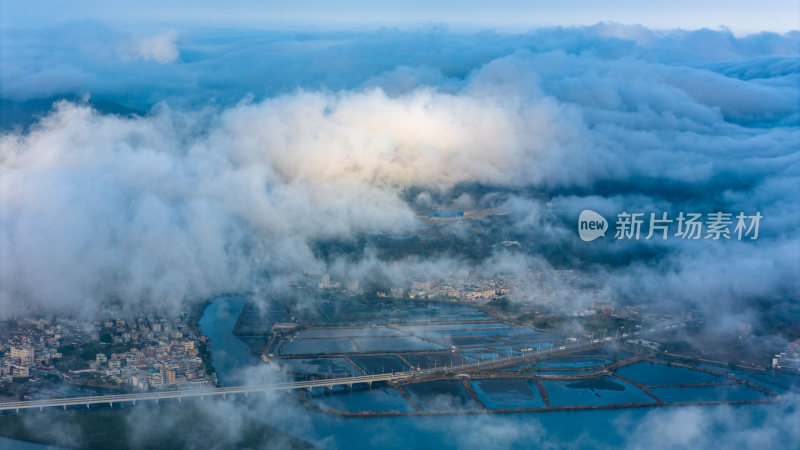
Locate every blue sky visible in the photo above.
<box><xmin>2</xmin><ymin>0</ymin><xmax>798</xmax><ymax>33</ymax></box>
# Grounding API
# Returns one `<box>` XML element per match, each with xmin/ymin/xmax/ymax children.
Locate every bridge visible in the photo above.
<box><xmin>0</xmin><ymin>336</ymin><xmax>610</xmax><ymax>413</ymax></box>
<box><xmin>0</xmin><ymin>320</ymin><xmax>683</xmax><ymax>414</ymax></box>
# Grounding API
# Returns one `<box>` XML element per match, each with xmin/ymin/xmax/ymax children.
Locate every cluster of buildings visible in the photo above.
<box><xmin>400</xmin><ymin>277</ymin><xmax>510</xmax><ymax>302</ymax></box>
<box><xmin>0</xmin><ymin>312</ymin><xmax>215</xmax><ymax>393</ymax></box>
<box><xmin>1</xmin><ymin>344</ymin><xmax>38</xmax><ymax>379</ymax></box>
<box><xmin>323</xmin><ymin>271</ymin><xmax>512</xmax><ymax>302</ymax></box>
<box><xmin>88</xmin><ymin>316</ymin><xmax>215</xmax><ymax>391</ymax></box>
<box><xmin>296</xmin><ymin>270</ymin><xmax>704</xmax><ymax>336</ymax></box>
<box><xmin>0</xmin><ymin>317</ymin><xmax>78</xmax><ymax>382</ymax></box>
<box><xmin>772</xmin><ymin>339</ymin><xmax>800</xmax><ymax>372</ymax></box>
<box><xmin>294</xmin><ymin>270</ymin><xmax>563</xmax><ymax>303</ymax></box>
<box><xmin>390</xmin><ymin>270</ymin><xmax>611</xmax><ymax>307</ymax></box>
<box><xmin>269</xmin><ymin>268</ymin><xmax>712</xmax><ymax>334</ymax></box>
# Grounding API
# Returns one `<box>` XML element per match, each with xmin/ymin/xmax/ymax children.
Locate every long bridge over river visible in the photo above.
<box><xmin>0</xmin><ymin>336</ymin><xmax>610</xmax><ymax>413</ymax></box>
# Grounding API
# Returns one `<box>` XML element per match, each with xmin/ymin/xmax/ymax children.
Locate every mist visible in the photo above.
<box><xmin>1</xmin><ymin>24</ymin><xmax>798</xmax><ymax>335</ymax></box>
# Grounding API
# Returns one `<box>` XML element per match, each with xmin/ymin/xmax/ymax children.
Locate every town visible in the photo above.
<box><xmin>2</xmin><ymin>269</ymin><xmax>798</xmax><ymax>404</ymax></box>
<box><xmin>0</xmin><ymin>310</ymin><xmax>215</xmax><ymax>401</ymax></box>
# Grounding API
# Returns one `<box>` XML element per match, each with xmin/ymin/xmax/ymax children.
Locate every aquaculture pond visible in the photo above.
<box><xmin>192</xmin><ymin>296</ymin><xmax>800</xmax><ymax>450</ymax></box>
<box><xmin>353</xmin><ymin>336</ymin><xmax>446</xmax><ymax>352</ymax></box>
<box><xmin>420</xmin><ymin>327</ymin><xmax>539</xmax><ymax>338</ymax></box>
<box><xmin>309</xmin><ymin>385</ymin><xmax>415</xmax><ymax>413</ymax></box>
<box><xmin>650</xmin><ymin>384</ymin><xmax>768</xmax><ymax>402</ymax></box>
<box><xmin>615</xmin><ymin>362</ymin><xmax>726</xmax><ymax>386</ymax></box>
<box><xmin>571</xmin><ymin>347</ymin><xmax>635</xmax><ymax>360</ymax></box>
<box><xmin>470</xmin><ymin>379</ymin><xmax>546</xmax><ymax>409</ymax></box>
<box><xmin>534</xmin><ymin>357</ymin><xmax>611</xmax><ymax>368</ymax></box>
<box><xmin>281</xmin><ymin>358</ymin><xmax>360</xmax><ymax>377</ymax></box>
<box><xmin>403</xmin><ymin>380</ymin><xmax>480</xmax><ymax>411</ymax></box>
<box><xmin>394</xmin><ymin>322</ymin><xmax>510</xmax><ymax>332</ymax></box>
<box><xmin>295</xmin><ymin>327</ymin><xmax>406</xmax><ymax>338</ymax></box>
<box><xmin>351</xmin><ymin>355</ymin><xmax>410</xmax><ymax>374</ymax></box>
<box><xmin>282</xmin><ymin>338</ymin><xmax>359</xmax><ymax>355</ymax></box>
<box><xmin>542</xmin><ymin>377</ymin><xmax>655</xmax><ymax>406</ymax></box>
<box><xmin>732</xmin><ymin>369</ymin><xmax>800</xmax><ymax>393</ymax></box>
<box><xmin>460</xmin><ymin>352</ymin><xmax>501</xmax><ymax>362</ymax></box>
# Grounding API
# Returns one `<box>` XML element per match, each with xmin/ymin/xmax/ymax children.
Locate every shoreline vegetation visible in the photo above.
<box><xmin>189</xmin><ymin>298</ymin><xmax>217</xmax><ymax>378</ymax></box>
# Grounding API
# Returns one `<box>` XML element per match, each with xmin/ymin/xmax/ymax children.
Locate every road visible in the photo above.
<box><xmin>0</xmin><ymin>337</ymin><xmax>603</xmax><ymax>412</ymax></box>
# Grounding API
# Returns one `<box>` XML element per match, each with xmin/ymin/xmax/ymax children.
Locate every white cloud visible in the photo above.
<box><xmin>129</xmin><ymin>30</ymin><xmax>180</xmax><ymax>63</ymax></box>
<box><xmin>0</xmin><ymin>25</ymin><xmax>797</xmax><ymax>324</ymax></box>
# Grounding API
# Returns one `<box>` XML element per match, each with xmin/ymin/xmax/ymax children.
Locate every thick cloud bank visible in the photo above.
<box><xmin>0</xmin><ymin>24</ymin><xmax>798</xmax><ymax>322</ymax></box>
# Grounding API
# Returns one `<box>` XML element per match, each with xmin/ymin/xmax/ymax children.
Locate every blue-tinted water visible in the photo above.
<box><xmin>421</xmin><ymin>328</ymin><xmax>539</xmax><ymax>338</ymax></box>
<box><xmin>354</xmin><ymin>336</ymin><xmax>446</xmax><ymax>352</ymax></box>
<box><xmin>280</xmin><ymin>357</ymin><xmax>360</xmax><ymax>376</ymax></box>
<box><xmin>542</xmin><ymin>377</ymin><xmax>655</xmax><ymax>406</ymax></box>
<box><xmin>198</xmin><ymin>296</ymin><xmax>260</xmax><ymax>384</ymax></box>
<box><xmin>283</xmin><ymin>338</ymin><xmax>359</xmax><ymax>355</ymax></box>
<box><xmin>470</xmin><ymin>379</ymin><xmax>546</xmax><ymax>409</ymax></box>
<box><xmin>535</xmin><ymin>357</ymin><xmax>611</xmax><ymax>368</ymax></box>
<box><xmin>650</xmin><ymin>384</ymin><xmax>767</xmax><ymax>402</ymax></box>
<box><xmin>302</xmin><ymin>408</ymin><xmax>634</xmax><ymax>449</ymax></box>
<box><xmin>404</xmin><ymin>380</ymin><xmax>480</xmax><ymax>411</ymax></box>
<box><xmin>0</xmin><ymin>437</ymin><xmax>55</xmax><ymax>449</ymax></box>
<box><xmin>394</xmin><ymin>323</ymin><xmax>509</xmax><ymax>332</ymax></box>
<box><xmin>571</xmin><ymin>347</ymin><xmax>635</xmax><ymax>360</ymax></box>
<box><xmin>296</xmin><ymin>327</ymin><xmax>405</xmax><ymax>338</ymax></box>
<box><xmin>616</xmin><ymin>362</ymin><xmax>726</xmax><ymax>386</ymax></box>
<box><xmin>734</xmin><ymin>370</ymin><xmax>800</xmax><ymax>393</ymax></box>
<box><xmin>301</xmin><ymin>398</ymin><xmax>800</xmax><ymax>449</ymax></box>
<box><xmin>461</xmin><ymin>352</ymin><xmax>501</xmax><ymax>362</ymax></box>
<box><xmin>196</xmin><ymin>297</ymin><xmax>800</xmax><ymax>449</ymax></box>
<box><xmin>3</xmin><ymin>297</ymin><xmax>798</xmax><ymax>450</ymax></box>
<box><xmin>351</xmin><ymin>355</ymin><xmax>410</xmax><ymax>374</ymax></box>
<box><xmin>309</xmin><ymin>387</ymin><xmax>415</xmax><ymax>413</ymax></box>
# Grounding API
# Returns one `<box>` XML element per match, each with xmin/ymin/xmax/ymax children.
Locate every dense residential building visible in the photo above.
<box><xmin>0</xmin><ymin>311</ymin><xmax>215</xmax><ymax>394</ymax></box>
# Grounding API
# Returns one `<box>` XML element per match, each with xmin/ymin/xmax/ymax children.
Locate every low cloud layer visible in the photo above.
<box><xmin>0</xmin><ymin>24</ymin><xmax>798</xmax><ymax>331</ymax></box>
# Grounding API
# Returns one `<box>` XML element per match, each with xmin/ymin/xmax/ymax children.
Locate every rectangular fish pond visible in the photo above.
<box><xmin>541</xmin><ymin>377</ymin><xmax>655</xmax><ymax>406</ymax></box>
<box><xmin>649</xmin><ymin>384</ymin><xmax>768</xmax><ymax>402</ymax></box>
<box><xmin>403</xmin><ymin>380</ymin><xmax>481</xmax><ymax>411</ymax></box>
<box><xmin>615</xmin><ymin>362</ymin><xmax>726</xmax><ymax>386</ymax></box>
<box><xmin>308</xmin><ymin>385</ymin><xmax>416</xmax><ymax>413</ymax></box>
<box><xmin>470</xmin><ymin>379</ymin><xmax>547</xmax><ymax>409</ymax></box>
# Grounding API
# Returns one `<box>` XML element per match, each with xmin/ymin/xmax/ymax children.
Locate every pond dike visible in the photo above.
<box><xmin>644</xmin><ymin>359</ymin><xmax>779</xmax><ymax>398</ymax></box>
<box><xmin>298</xmin><ymin>354</ymin><xmax>781</xmax><ymax>418</ymax></box>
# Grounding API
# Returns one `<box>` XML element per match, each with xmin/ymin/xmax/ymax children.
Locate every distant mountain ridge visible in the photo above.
<box><xmin>0</xmin><ymin>96</ymin><xmax>145</xmax><ymax>133</ymax></box>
